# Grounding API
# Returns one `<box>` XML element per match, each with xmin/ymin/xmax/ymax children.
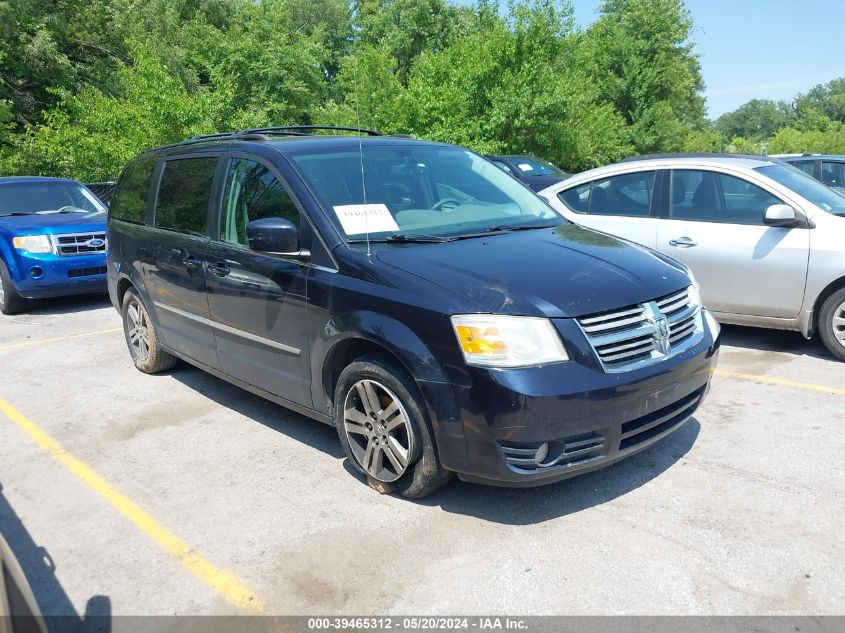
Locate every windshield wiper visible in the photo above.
<box><xmin>447</xmin><ymin>222</ymin><xmax>559</xmax><ymax>240</ymax></box>
<box><xmin>482</xmin><ymin>222</ymin><xmax>559</xmax><ymax>233</ymax></box>
<box><xmin>385</xmin><ymin>233</ymin><xmax>454</xmax><ymax>243</ymax></box>
<box><xmin>1</xmin><ymin>211</ymin><xmax>36</xmax><ymax>216</ymax></box>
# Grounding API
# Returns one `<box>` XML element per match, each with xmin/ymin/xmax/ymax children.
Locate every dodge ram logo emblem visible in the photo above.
<box><xmin>86</xmin><ymin>238</ymin><xmax>105</xmax><ymax>248</ymax></box>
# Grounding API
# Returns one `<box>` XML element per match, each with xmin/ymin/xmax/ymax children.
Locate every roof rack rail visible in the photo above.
<box><xmin>243</xmin><ymin>125</ymin><xmax>383</xmax><ymax>137</ymax></box>
<box><xmin>148</xmin><ymin>125</ymin><xmax>384</xmax><ymax>154</ymax></box>
<box><xmin>152</xmin><ymin>131</ymin><xmax>269</xmax><ymax>152</ymax></box>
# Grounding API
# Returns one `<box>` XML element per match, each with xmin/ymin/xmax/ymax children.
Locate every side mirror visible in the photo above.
<box><xmin>246</xmin><ymin>218</ymin><xmax>309</xmax><ymax>258</ymax></box>
<box><xmin>764</xmin><ymin>204</ymin><xmax>798</xmax><ymax>227</ymax></box>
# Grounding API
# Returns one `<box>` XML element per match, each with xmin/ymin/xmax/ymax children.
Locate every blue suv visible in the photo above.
<box><xmin>0</xmin><ymin>177</ymin><xmax>108</xmax><ymax>314</ymax></box>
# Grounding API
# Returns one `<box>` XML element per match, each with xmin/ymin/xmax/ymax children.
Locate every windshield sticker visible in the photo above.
<box><xmin>518</xmin><ymin>163</ymin><xmax>533</xmax><ymax>172</ymax></box>
<box><xmin>333</xmin><ymin>203</ymin><xmax>399</xmax><ymax>235</ymax></box>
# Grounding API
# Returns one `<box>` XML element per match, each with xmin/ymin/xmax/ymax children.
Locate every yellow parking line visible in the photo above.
<box><xmin>0</xmin><ymin>328</ymin><xmax>122</xmax><ymax>352</ymax></box>
<box><xmin>715</xmin><ymin>369</ymin><xmax>845</xmax><ymax>396</ymax></box>
<box><xmin>0</xmin><ymin>397</ymin><xmax>263</xmax><ymax>612</ymax></box>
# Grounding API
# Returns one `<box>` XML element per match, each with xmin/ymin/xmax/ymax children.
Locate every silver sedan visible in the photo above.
<box><xmin>539</xmin><ymin>154</ymin><xmax>845</xmax><ymax>360</ymax></box>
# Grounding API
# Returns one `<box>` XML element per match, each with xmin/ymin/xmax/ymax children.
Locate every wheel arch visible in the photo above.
<box><xmin>313</xmin><ymin>311</ymin><xmax>451</xmax><ymax>418</ymax></box>
<box><xmin>811</xmin><ymin>276</ymin><xmax>845</xmax><ymax>336</ymax></box>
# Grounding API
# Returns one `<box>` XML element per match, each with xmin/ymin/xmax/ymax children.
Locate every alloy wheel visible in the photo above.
<box><xmin>343</xmin><ymin>379</ymin><xmax>416</xmax><ymax>482</ymax></box>
<box><xmin>0</xmin><ymin>274</ymin><xmax>5</xmax><ymax>307</ymax></box>
<box><xmin>126</xmin><ymin>300</ymin><xmax>151</xmax><ymax>361</ymax></box>
<box><xmin>833</xmin><ymin>299</ymin><xmax>845</xmax><ymax>349</ymax></box>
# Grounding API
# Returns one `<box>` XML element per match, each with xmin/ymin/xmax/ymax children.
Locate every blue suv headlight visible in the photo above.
<box><xmin>12</xmin><ymin>235</ymin><xmax>53</xmax><ymax>254</ymax></box>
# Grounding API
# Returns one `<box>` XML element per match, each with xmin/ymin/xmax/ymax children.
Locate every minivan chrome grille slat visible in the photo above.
<box><xmin>579</xmin><ymin>312</ymin><xmax>646</xmax><ymax>333</ymax></box>
<box><xmin>576</xmin><ymin>288</ymin><xmax>704</xmax><ymax>373</ymax></box>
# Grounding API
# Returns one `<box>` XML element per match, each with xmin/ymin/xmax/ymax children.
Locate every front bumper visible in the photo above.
<box><xmin>10</xmin><ymin>251</ymin><xmax>108</xmax><ymax>299</ymax></box>
<box><xmin>419</xmin><ymin>316</ymin><xmax>720</xmax><ymax>487</ymax></box>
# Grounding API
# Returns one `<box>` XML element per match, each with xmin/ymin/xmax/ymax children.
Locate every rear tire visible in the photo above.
<box><xmin>334</xmin><ymin>355</ymin><xmax>453</xmax><ymax>499</ymax></box>
<box><xmin>0</xmin><ymin>259</ymin><xmax>26</xmax><ymax>315</ymax></box>
<box><xmin>121</xmin><ymin>289</ymin><xmax>178</xmax><ymax>373</ymax></box>
<box><xmin>818</xmin><ymin>288</ymin><xmax>845</xmax><ymax>362</ymax></box>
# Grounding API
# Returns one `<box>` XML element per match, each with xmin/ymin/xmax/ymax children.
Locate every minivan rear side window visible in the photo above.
<box><xmin>154</xmin><ymin>157</ymin><xmax>217</xmax><ymax>235</ymax></box>
<box><xmin>111</xmin><ymin>158</ymin><xmax>155</xmax><ymax>223</ymax></box>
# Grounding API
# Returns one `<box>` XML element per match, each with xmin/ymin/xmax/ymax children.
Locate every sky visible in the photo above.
<box><xmin>569</xmin><ymin>0</ymin><xmax>845</xmax><ymax>119</ymax></box>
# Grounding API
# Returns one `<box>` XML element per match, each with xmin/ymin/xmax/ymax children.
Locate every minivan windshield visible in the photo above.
<box><xmin>288</xmin><ymin>145</ymin><xmax>563</xmax><ymax>240</ymax></box>
<box><xmin>0</xmin><ymin>181</ymin><xmax>106</xmax><ymax>216</ymax></box>
<box><xmin>756</xmin><ymin>164</ymin><xmax>845</xmax><ymax>216</ymax></box>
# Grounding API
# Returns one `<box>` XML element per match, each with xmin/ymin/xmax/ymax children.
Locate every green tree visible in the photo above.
<box><xmin>353</xmin><ymin>0</ymin><xmax>475</xmax><ymax>82</ymax></box>
<box><xmin>582</xmin><ymin>0</ymin><xmax>707</xmax><ymax>153</ymax></box>
<box><xmin>795</xmin><ymin>77</ymin><xmax>845</xmax><ymax>124</ymax></box>
<box><xmin>715</xmin><ymin>99</ymin><xmax>795</xmax><ymax>141</ymax></box>
<box><xmin>4</xmin><ymin>44</ymin><xmax>225</xmax><ymax>180</ymax></box>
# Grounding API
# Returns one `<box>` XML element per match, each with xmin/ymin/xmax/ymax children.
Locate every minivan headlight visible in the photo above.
<box><xmin>451</xmin><ymin>315</ymin><xmax>569</xmax><ymax>367</ymax></box>
<box><xmin>12</xmin><ymin>235</ymin><xmax>53</xmax><ymax>254</ymax></box>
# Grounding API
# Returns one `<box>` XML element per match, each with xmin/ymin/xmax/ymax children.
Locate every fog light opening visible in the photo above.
<box><xmin>28</xmin><ymin>266</ymin><xmax>44</xmax><ymax>279</ymax></box>
<box><xmin>534</xmin><ymin>442</ymin><xmax>550</xmax><ymax>465</ymax></box>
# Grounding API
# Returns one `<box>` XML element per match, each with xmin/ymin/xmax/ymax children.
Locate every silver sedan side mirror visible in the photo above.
<box><xmin>764</xmin><ymin>204</ymin><xmax>798</xmax><ymax>227</ymax></box>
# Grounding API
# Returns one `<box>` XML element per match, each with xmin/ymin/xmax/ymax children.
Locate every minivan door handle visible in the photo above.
<box><xmin>669</xmin><ymin>236</ymin><xmax>698</xmax><ymax>248</ymax></box>
<box><xmin>208</xmin><ymin>262</ymin><xmax>230</xmax><ymax>277</ymax></box>
<box><xmin>182</xmin><ymin>254</ymin><xmax>203</xmax><ymax>270</ymax></box>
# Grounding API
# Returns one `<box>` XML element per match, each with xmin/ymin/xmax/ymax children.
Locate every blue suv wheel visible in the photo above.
<box><xmin>0</xmin><ymin>258</ymin><xmax>26</xmax><ymax>315</ymax></box>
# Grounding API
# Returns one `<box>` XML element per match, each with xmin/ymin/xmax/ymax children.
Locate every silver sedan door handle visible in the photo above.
<box><xmin>669</xmin><ymin>236</ymin><xmax>698</xmax><ymax>248</ymax></box>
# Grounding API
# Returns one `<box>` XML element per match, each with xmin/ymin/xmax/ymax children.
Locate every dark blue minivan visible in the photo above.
<box><xmin>0</xmin><ymin>177</ymin><xmax>108</xmax><ymax>314</ymax></box>
<box><xmin>107</xmin><ymin>127</ymin><xmax>720</xmax><ymax>498</ymax></box>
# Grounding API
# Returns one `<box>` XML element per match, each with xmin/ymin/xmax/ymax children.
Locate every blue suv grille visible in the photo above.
<box><xmin>54</xmin><ymin>232</ymin><xmax>107</xmax><ymax>256</ymax></box>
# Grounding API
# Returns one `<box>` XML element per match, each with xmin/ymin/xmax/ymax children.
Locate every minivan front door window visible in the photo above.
<box><xmin>220</xmin><ymin>158</ymin><xmax>300</xmax><ymax>245</ymax></box>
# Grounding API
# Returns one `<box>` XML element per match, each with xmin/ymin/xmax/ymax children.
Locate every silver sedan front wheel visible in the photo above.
<box><xmin>343</xmin><ymin>379</ymin><xmax>416</xmax><ymax>483</ymax></box>
<box><xmin>832</xmin><ymin>299</ymin><xmax>845</xmax><ymax>348</ymax></box>
<box><xmin>819</xmin><ymin>288</ymin><xmax>845</xmax><ymax>362</ymax></box>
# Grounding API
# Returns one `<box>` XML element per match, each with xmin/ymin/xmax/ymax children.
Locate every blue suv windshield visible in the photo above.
<box><xmin>0</xmin><ymin>181</ymin><xmax>107</xmax><ymax>216</ymax></box>
<box><xmin>288</xmin><ymin>145</ymin><xmax>563</xmax><ymax>240</ymax></box>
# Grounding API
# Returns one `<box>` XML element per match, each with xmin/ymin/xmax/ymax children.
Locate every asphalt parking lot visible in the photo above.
<box><xmin>1</xmin><ymin>295</ymin><xmax>843</xmax><ymax>618</ymax></box>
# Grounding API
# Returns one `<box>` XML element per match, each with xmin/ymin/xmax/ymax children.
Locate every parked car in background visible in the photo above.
<box><xmin>773</xmin><ymin>154</ymin><xmax>845</xmax><ymax>195</ymax></box>
<box><xmin>539</xmin><ymin>153</ymin><xmax>845</xmax><ymax>360</ymax></box>
<box><xmin>108</xmin><ymin>126</ymin><xmax>719</xmax><ymax>498</ymax></box>
<box><xmin>0</xmin><ymin>177</ymin><xmax>108</xmax><ymax>315</ymax></box>
<box><xmin>486</xmin><ymin>154</ymin><xmax>570</xmax><ymax>191</ymax></box>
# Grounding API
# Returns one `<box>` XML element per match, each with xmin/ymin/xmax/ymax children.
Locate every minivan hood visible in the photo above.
<box><xmin>0</xmin><ymin>212</ymin><xmax>106</xmax><ymax>235</ymax></box>
<box><xmin>375</xmin><ymin>224</ymin><xmax>690</xmax><ymax>318</ymax></box>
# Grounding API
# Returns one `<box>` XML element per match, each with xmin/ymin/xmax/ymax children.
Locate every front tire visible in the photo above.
<box><xmin>121</xmin><ymin>289</ymin><xmax>178</xmax><ymax>373</ymax></box>
<box><xmin>0</xmin><ymin>259</ymin><xmax>27</xmax><ymax>315</ymax></box>
<box><xmin>818</xmin><ymin>288</ymin><xmax>845</xmax><ymax>361</ymax></box>
<box><xmin>334</xmin><ymin>355</ymin><xmax>453</xmax><ymax>498</ymax></box>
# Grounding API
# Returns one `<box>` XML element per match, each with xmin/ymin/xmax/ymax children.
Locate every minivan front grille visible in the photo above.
<box><xmin>577</xmin><ymin>288</ymin><xmax>702</xmax><ymax>372</ymax></box>
<box><xmin>53</xmin><ymin>232</ymin><xmax>107</xmax><ymax>256</ymax></box>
